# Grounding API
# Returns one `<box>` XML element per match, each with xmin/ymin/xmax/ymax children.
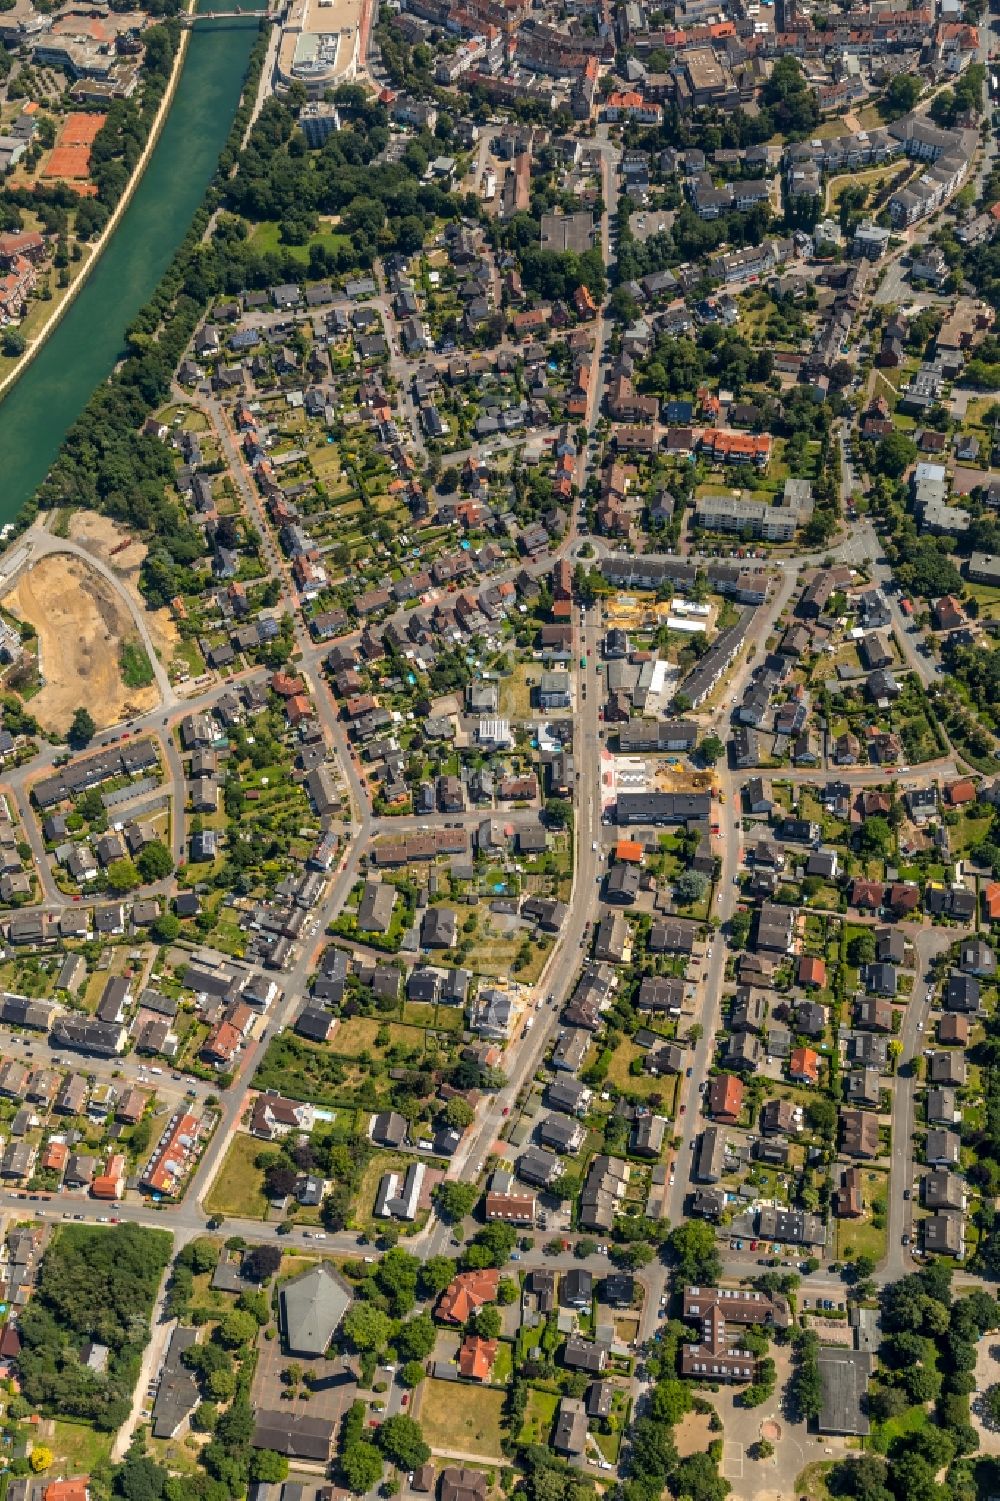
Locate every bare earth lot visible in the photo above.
<box><xmin>69</xmin><ymin>511</ymin><xmax>179</xmax><ymax>667</ymax></box>
<box><xmin>2</xmin><ymin>553</ymin><xmax>160</xmax><ymax>732</ymax></box>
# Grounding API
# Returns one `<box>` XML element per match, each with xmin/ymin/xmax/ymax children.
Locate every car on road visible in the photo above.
<box><xmin>686</xmin><ymin>1066</ymin><xmax>693</xmax><ymax>1077</ymax></box>
<box><xmin>903</xmin><ymin>1189</ymin><xmax>910</xmax><ymax>1200</ymax></box>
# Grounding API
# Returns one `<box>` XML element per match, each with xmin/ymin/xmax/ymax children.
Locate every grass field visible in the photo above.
<box><xmin>418</xmin><ymin>1378</ymin><xmax>506</xmax><ymax>1458</ymax></box>
<box><xmin>605</xmin><ymin>1039</ymin><xmax>680</xmax><ymax>1111</ymax></box>
<box><xmin>249</xmin><ymin>218</ymin><xmax>352</xmax><ymax>263</ymax></box>
<box><xmin>499</xmin><ymin>662</ymin><xmax>539</xmax><ymax>718</ymax></box>
<box><xmin>518</xmin><ymin>1387</ymin><xmax>559</xmax><ymax>1445</ymax></box>
<box><xmin>334</xmin><ymin>1017</ymin><xmax>426</xmax><ymax>1057</ymax></box>
<box><xmin>120</xmin><ymin>638</ymin><xmax>155</xmax><ymax>688</ymax></box>
<box><xmin>834</xmin><ymin>1167</ymin><xmax>888</xmax><ymax>1262</ymax></box>
<box><xmin>870</xmin><ymin>1398</ymin><xmax>931</xmax><ymax>1454</ymax></box>
<box><xmin>52</xmin><ymin>1421</ymin><xmax>113</xmax><ymax>1473</ymax></box>
<box><xmin>204</xmin><ymin>1131</ymin><xmax>269</xmax><ymax>1219</ymax></box>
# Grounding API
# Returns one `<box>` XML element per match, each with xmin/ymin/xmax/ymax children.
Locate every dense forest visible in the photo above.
<box><xmin>17</xmin><ymin>1224</ymin><xmax>172</xmax><ymax>1430</ymax></box>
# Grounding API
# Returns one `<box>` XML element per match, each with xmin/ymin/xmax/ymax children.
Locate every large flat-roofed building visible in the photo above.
<box><xmin>695</xmin><ymin>495</ymin><xmax>797</xmax><ymax>542</ymax></box>
<box><xmin>817</xmin><ymin>1349</ymin><xmax>874</xmax><ymax>1435</ymax></box>
<box><xmin>539</xmin><ymin>211</ymin><xmax>595</xmax><ymax>253</ymax></box>
<box><xmin>277</xmin><ymin>0</ymin><xmax>360</xmax><ymax>94</ymax></box>
<box><xmin>967</xmin><ymin>552</ymin><xmax>1000</xmax><ymax>587</ymax></box>
<box><xmin>678</xmin><ymin>47</ymin><xmax>723</xmax><ymax>105</ymax></box>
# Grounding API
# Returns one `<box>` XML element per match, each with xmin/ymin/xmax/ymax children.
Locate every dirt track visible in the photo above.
<box><xmin>69</xmin><ymin>511</ymin><xmax>179</xmax><ymax>667</ymax></box>
<box><xmin>2</xmin><ymin>554</ymin><xmax>160</xmax><ymax>733</ymax></box>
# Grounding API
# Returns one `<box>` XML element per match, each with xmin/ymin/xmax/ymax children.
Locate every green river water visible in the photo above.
<box><xmin>0</xmin><ymin>7</ymin><xmax>262</xmax><ymax>525</ymax></box>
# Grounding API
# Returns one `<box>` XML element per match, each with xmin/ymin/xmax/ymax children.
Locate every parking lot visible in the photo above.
<box><xmin>251</xmin><ymin>1324</ymin><xmax>358</xmax><ymax>1430</ymax></box>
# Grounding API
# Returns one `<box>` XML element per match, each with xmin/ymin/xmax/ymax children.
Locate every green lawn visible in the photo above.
<box><xmin>52</xmin><ymin>1421</ymin><xmax>113</xmax><ymax>1473</ymax></box>
<box><xmin>249</xmin><ymin>218</ymin><xmax>352</xmax><ymax>264</ymax></box>
<box><xmin>491</xmin><ymin>1340</ymin><xmax>513</xmax><ymax>1387</ymax></box>
<box><xmin>518</xmin><ymin>1387</ymin><xmax>559</xmax><ymax>1445</ymax></box>
<box><xmin>870</xmin><ymin>1400</ymin><xmax>931</xmax><ymax>1454</ymax></box>
<box><xmin>121</xmin><ymin>638</ymin><xmax>155</xmax><ymax>689</ymax></box>
<box><xmin>204</xmin><ymin>1131</ymin><xmax>269</xmax><ymax>1219</ymax></box>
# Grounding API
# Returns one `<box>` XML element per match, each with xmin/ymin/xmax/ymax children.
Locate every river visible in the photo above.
<box><xmin>0</xmin><ymin>5</ymin><xmax>263</xmax><ymax>526</ymax></box>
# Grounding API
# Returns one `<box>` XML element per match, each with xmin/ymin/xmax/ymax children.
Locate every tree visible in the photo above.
<box><xmin>400</xmin><ymin>1360</ymin><xmax>425</xmax><ymax>1388</ymax></box>
<box><xmin>106</xmin><ymin>857</ymin><xmax>141</xmax><ymax>892</ymax></box>
<box><xmin>668</xmin><ymin>1221</ymin><xmax>722</xmax><ymax>1283</ymax></box>
<box><xmin>752</xmin><ymin>1439</ymin><xmax>774</xmax><ymax>1461</ymax></box>
<box><xmin>372</xmin><ymin>1249</ymin><xmax>420</xmax><ymax>1317</ymax></box>
<box><xmin>342</xmin><ymin>1303</ymin><xmax>392</xmax><ymax>1353</ymax></box>
<box><xmin>243</xmin><ymin>1244</ymin><xmax>282</xmax><ymax>1282</ymax></box>
<box><xmin>650</xmin><ymin>1379</ymin><xmax>692</xmax><ymax>1424</ymax></box>
<box><xmin>341</xmin><ymin>1442</ymin><xmax>384</xmax><ymax>1494</ymax></box>
<box><xmin>475</xmin><ymin>1304</ymin><xmax>502</xmax><ymax>1340</ymax></box>
<box><xmin>884</xmin><ymin>73</ymin><xmax>922</xmax><ymax>116</ymax></box>
<box><xmin>395</xmin><ymin>1313</ymin><xmax>436</xmax><ymax>1362</ymax></box>
<box><xmin>674</xmin><ymin>870</ymin><xmax>707</xmax><ymax>906</ymax></box>
<box><xmin>807</xmin><ymin>1096</ymin><xmax>838</xmax><ymax>1135</ymax></box>
<box><xmin>151</xmin><ymin>911</ymin><xmax>180</xmax><ymax>943</ymax></box>
<box><xmin>729</xmin><ymin>909</ymin><xmax>752</xmax><ymax>948</ymax></box>
<box><xmin>206</xmin><ymin>1366</ymin><xmax>237</xmax><ymax>1404</ymax></box>
<box><xmin>115</xmin><ymin>1454</ymin><xmax>168</xmax><ymax>1501</ymax></box>
<box><xmin>218</xmin><ymin>1310</ymin><xmax>258</xmax><ymax>1349</ymax></box>
<box><xmin>874</xmin><ymin>431</ymin><xmax>917</xmax><ymax>479</ymax></box>
<box><xmin>418</xmin><ymin>1256</ymin><xmax>457</xmax><ymax>1299</ymax></box>
<box><xmin>249</xmin><ymin>1451</ymin><xmax>289</xmax><ymax>1484</ymax></box>
<box><xmin>698</xmin><ymin>734</ymin><xmax>725</xmax><ymax>766</ymax></box>
<box><xmin>857</xmin><ymin>815</ymin><xmax>893</xmax><ymax>858</ymax></box>
<box><xmin>29</xmin><ymin>1448</ymin><xmax>53</xmax><ymax>1474</ymax></box>
<box><xmin>443</xmin><ymin>1096</ymin><xmax>475</xmax><ymax>1130</ymax></box>
<box><xmin>376</xmin><ymin>1415</ymin><xmax>430</xmax><ymax>1470</ymax></box>
<box><xmin>2</xmin><ymin>329</ymin><xmax>26</xmax><ymax>358</ymax></box>
<box><xmin>435</xmin><ymin>1180</ymin><xmax>479</xmax><ymax>1222</ymax></box>
<box><xmin>847</xmin><ymin>930</ymin><xmax>876</xmax><ymax>967</ymax></box>
<box><xmin>191</xmin><ymin>1402</ymin><xmax>218</xmax><ymax>1433</ymax></box>
<box><xmin>68</xmin><ymin>707</ymin><xmax>96</xmax><ymax>746</ymax></box>
<box><xmin>669</xmin><ymin>1451</ymin><xmax>730</xmax><ymax>1501</ymax></box>
<box><xmin>464</xmin><ymin>1222</ymin><xmax>516</xmax><ymax>1268</ymax></box>
<box><xmin>137</xmin><ymin>840</ymin><xmax>173</xmax><ymax>883</ymax></box>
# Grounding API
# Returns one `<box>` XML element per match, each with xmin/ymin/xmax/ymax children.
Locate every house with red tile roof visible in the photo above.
<box><xmin>851</xmin><ymin>879</ymin><xmax>885</xmax><ymax>910</ymax></box>
<box><xmin>798</xmin><ymin>956</ymin><xmax>826</xmax><ymax>989</ymax></box>
<box><xmin>91</xmin><ymin>1152</ymin><xmax>126</xmax><ymax>1200</ymax></box>
<box><xmin>789</xmin><ymin>1047</ymin><xmax>820</xmax><ymax>1085</ymax></box>
<box><xmin>707</xmin><ymin>1074</ymin><xmax>744</xmax><ymax>1126</ymax></box>
<box><xmin>41</xmin><ymin>1140</ymin><xmax>68</xmax><ymax>1173</ymax></box>
<box><xmin>887</xmin><ymin>882</ymin><xmax>920</xmax><ymax>914</ymax></box>
<box><xmin>458</xmin><ymin>1335</ymin><xmax>498</xmax><ymax>1381</ymax></box>
<box><xmin>983</xmin><ymin>882</ymin><xmax>1000</xmax><ymax>921</ymax></box>
<box><xmin>437</xmin><ymin>1270</ymin><xmax>500</xmax><ymax>1324</ymax></box>
<box><xmin>45</xmin><ymin>1480</ymin><xmax>89</xmax><ymax>1501</ymax></box>
<box><xmin>945</xmin><ymin>778</ymin><xmax>976</xmax><ymax>807</ymax></box>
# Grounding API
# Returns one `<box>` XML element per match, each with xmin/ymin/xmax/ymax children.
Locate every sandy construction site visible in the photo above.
<box><xmin>69</xmin><ymin>512</ymin><xmax>179</xmax><ymax>666</ymax></box>
<box><xmin>2</xmin><ymin>553</ymin><xmax>160</xmax><ymax>734</ymax></box>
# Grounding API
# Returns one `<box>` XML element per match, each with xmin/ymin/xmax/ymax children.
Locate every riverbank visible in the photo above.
<box><xmin>0</xmin><ymin>12</ymin><xmax>264</xmax><ymax>521</ymax></box>
<box><xmin>0</xmin><ymin>9</ymin><xmax>194</xmax><ymax>407</ymax></box>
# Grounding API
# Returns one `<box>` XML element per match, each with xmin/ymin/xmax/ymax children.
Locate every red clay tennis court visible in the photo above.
<box><xmin>42</xmin><ymin>111</ymin><xmax>106</xmax><ymax>180</ymax></box>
